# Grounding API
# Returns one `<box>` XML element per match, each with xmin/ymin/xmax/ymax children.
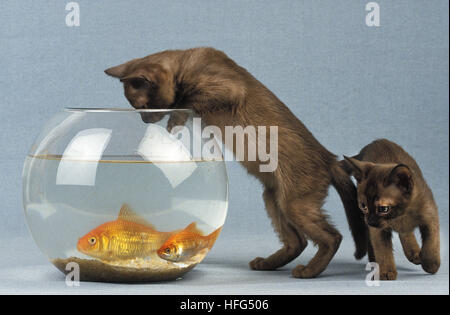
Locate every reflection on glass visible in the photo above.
<box><xmin>137</xmin><ymin>124</ymin><xmax>197</xmax><ymax>188</ymax></box>
<box><xmin>56</xmin><ymin>128</ymin><xmax>112</xmax><ymax>186</ymax></box>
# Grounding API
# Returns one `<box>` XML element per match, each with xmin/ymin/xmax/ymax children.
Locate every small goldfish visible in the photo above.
<box><xmin>157</xmin><ymin>222</ymin><xmax>222</xmax><ymax>262</ymax></box>
<box><xmin>77</xmin><ymin>203</ymin><xmax>177</xmax><ymax>261</ymax></box>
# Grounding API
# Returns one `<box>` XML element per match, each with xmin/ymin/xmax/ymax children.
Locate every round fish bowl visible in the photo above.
<box><xmin>22</xmin><ymin>108</ymin><xmax>228</xmax><ymax>282</ymax></box>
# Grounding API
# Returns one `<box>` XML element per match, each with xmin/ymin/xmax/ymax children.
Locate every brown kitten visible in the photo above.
<box><xmin>343</xmin><ymin>139</ymin><xmax>440</xmax><ymax>280</ymax></box>
<box><xmin>104</xmin><ymin>47</ymin><xmax>368</xmax><ymax>278</ymax></box>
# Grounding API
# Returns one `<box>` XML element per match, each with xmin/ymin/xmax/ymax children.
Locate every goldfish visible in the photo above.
<box><xmin>157</xmin><ymin>222</ymin><xmax>222</xmax><ymax>262</ymax></box>
<box><xmin>77</xmin><ymin>203</ymin><xmax>177</xmax><ymax>261</ymax></box>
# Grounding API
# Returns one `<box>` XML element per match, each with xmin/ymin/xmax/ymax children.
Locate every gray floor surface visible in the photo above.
<box><xmin>0</xmin><ymin>235</ymin><xmax>448</xmax><ymax>295</ymax></box>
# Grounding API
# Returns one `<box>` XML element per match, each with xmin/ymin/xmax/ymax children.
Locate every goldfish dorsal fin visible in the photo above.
<box><xmin>184</xmin><ymin>222</ymin><xmax>203</xmax><ymax>235</ymax></box>
<box><xmin>118</xmin><ymin>203</ymin><xmax>156</xmax><ymax>230</ymax></box>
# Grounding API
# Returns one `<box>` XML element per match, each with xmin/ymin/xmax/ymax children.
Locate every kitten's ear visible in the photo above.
<box><xmin>343</xmin><ymin>156</ymin><xmax>370</xmax><ymax>182</ymax></box>
<box><xmin>385</xmin><ymin>164</ymin><xmax>414</xmax><ymax>195</ymax></box>
<box><xmin>104</xmin><ymin>58</ymin><xmax>140</xmax><ymax>79</ymax></box>
<box><xmin>105</xmin><ymin>64</ymin><xmax>128</xmax><ymax>78</ymax></box>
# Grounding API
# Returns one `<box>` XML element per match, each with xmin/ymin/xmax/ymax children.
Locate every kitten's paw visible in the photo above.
<box><xmin>379</xmin><ymin>270</ymin><xmax>397</xmax><ymax>281</ymax></box>
<box><xmin>420</xmin><ymin>252</ymin><xmax>440</xmax><ymax>274</ymax></box>
<box><xmin>354</xmin><ymin>240</ymin><xmax>368</xmax><ymax>260</ymax></box>
<box><xmin>291</xmin><ymin>265</ymin><xmax>318</xmax><ymax>279</ymax></box>
<box><xmin>406</xmin><ymin>252</ymin><xmax>421</xmax><ymax>265</ymax></box>
<box><xmin>421</xmin><ymin>259</ymin><xmax>440</xmax><ymax>274</ymax></box>
<box><xmin>249</xmin><ymin>257</ymin><xmax>276</xmax><ymax>271</ymax></box>
<box><xmin>166</xmin><ymin>120</ymin><xmax>177</xmax><ymax>133</ymax></box>
<box><xmin>354</xmin><ymin>248</ymin><xmax>367</xmax><ymax>260</ymax></box>
<box><xmin>166</xmin><ymin>112</ymin><xmax>189</xmax><ymax>132</ymax></box>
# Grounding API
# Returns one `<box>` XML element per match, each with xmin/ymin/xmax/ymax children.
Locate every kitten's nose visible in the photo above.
<box><xmin>367</xmin><ymin>216</ymin><xmax>380</xmax><ymax>228</ymax></box>
<box><xmin>132</xmin><ymin>102</ymin><xmax>146</xmax><ymax>109</ymax></box>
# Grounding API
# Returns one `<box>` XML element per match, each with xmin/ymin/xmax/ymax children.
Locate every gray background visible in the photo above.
<box><xmin>0</xmin><ymin>0</ymin><xmax>448</xmax><ymax>294</ymax></box>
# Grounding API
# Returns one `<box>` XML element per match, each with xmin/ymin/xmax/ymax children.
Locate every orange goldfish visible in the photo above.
<box><xmin>157</xmin><ymin>222</ymin><xmax>222</xmax><ymax>262</ymax></box>
<box><xmin>77</xmin><ymin>203</ymin><xmax>177</xmax><ymax>261</ymax></box>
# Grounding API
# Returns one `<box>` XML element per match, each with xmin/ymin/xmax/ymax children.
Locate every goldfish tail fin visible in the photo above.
<box><xmin>207</xmin><ymin>227</ymin><xmax>222</xmax><ymax>250</ymax></box>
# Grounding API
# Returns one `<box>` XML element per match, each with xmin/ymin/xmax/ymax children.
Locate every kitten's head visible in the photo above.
<box><xmin>105</xmin><ymin>57</ymin><xmax>176</xmax><ymax>123</ymax></box>
<box><xmin>344</xmin><ymin>156</ymin><xmax>414</xmax><ymax>229</ymax></box>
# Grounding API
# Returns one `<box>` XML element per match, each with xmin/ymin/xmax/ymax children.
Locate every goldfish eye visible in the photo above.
<box><xmin>88</xmin><ymin>237</ymin><xmax>97</xmax><ymax>245</ymax></box>
<box><xmin>165</xmin><ymin>248</ymin><xmax>171</xmax><ymax>254</ymax></box>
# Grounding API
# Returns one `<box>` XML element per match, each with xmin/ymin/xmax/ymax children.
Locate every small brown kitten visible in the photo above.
<box><xmin>343</xmin><ymin>139</ymin><xmax>440</xmax><ymax>280</ymax></box>
<box><xmin>104</xmin><ymin>47</ymin><xmax>368</xmax><ymax>278</ymax></box>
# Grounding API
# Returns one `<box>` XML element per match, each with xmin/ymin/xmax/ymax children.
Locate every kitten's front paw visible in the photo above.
<box><xmin>249</xmin><ymin>257</ymin><xmax>275</xmax><ymax>271</ymax></box>
<box><xmin>291</xmin><ymin>265</ymin><xmax>318</xmax><ymax>279</ymax></box>
<box><xmin>406</xmin><ymin>251</ymin><xmax>421</xmax><ymax>265</ymax></box>
<box><xmin>354</xmin><ymin>248</ymin><xmax>367</xmax><ymax>260</ymax></box>
<box><xmin>166</xmin><ymin>112</ymin><xmax>189</xmax><ymax>132</ymax></box>
<box><xmin>379</xmin><ymin>270</ymin><xmax>397</xmax><ymax>281</ymax></box>
<box><xmin>166</xmin><ymin>119</ymin><xmax>178</xmax><ymax>133</ymax></box>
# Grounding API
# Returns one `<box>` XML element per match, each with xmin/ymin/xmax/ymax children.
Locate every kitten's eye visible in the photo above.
<box><xmin>129</xmin><ymin>78</ymin><xmax>145</xmax><ymax>89</ymax></box>
<box><xmin>360</xmin><ymin>202</ymin><xmax>368</xmax><ymax>212</ymax></box>
<box><xmin>377</xmin><ymin>206</ymin><xmax>391</xmax><ymax>214</ymax></box>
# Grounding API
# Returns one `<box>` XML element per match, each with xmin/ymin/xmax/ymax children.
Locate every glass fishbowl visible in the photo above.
<box><xmin>22</xmin><ymin>108</ymin><xmax>228</xmax><ymax>282</ymax></box>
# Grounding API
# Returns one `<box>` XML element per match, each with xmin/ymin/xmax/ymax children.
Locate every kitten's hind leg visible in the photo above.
<box><xmin>249</xmin><ymin>189</ymin><xmax>307</xmax><ymax>271</ymax></box>
<box><xmin>399</xmin><ymin>232</ymin><xmax>421</xmax><ymax>265</ymax></box>
<box><xmin>285</xmin><ymin>197</ymin><xmax>342</xmax><ymax>279</ymax></box>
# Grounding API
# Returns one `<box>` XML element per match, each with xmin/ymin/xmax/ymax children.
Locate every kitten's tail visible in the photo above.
<box><xmin>330</xmin><ymin>161</ymin><xmax>368</xmax><ymax>260</ymax></box>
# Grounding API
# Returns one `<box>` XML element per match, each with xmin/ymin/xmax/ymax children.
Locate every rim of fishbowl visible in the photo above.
<box><xmin>65</xmin><ymin>107</ymin><xmax>193</xmax><ymax>113</ymax></box>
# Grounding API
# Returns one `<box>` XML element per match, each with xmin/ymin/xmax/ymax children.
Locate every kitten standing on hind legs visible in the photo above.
<box><xmin>104</xmin><ymin>47</ymin><xmax>368</xmax><ymax>278</ymax></box>
<box><xmin>343</xmin><ymin>139</ymin><xmax>441</xmax><ymax>280</ymax></box>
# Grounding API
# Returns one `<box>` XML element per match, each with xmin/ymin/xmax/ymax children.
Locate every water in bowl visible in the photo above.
<box><xmin>23</xmin><ymin>154</ymin><xmax>228</xmax><ymax>282</ymax></box>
